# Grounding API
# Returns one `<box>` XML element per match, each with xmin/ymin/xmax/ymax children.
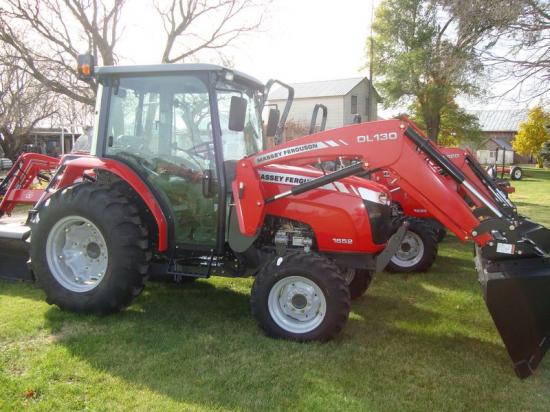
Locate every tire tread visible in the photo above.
<box><xmin>30</xmin><ymin>182</ymin><xmax>151</xmax><ymax>315</ymax></box>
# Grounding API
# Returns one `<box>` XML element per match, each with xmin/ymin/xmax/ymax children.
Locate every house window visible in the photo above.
<box><xmin>489</xmin><ymin>151</ymin><xmax>495</xmax><ymax>158</ymax></box>
<box><xmin>351</xmin><ymin>95</ymin><xmax>357</xmax><ymax>114</ymax></box>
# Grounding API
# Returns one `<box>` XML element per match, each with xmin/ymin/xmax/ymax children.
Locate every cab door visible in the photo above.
<box><xmin>104</xmin><ymin>74</ymin><xmax>220</xmax><ymax>249</ymax></box>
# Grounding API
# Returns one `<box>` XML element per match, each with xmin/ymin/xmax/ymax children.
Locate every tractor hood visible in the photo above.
<box><xmin>254</xmin><ymin>163</ymin><xmax>394</xmax><ymax>254</ymax></box>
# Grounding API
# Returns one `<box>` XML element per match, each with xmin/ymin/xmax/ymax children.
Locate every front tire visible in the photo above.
<box><xmin>251</xmin><ymin>253</ymin><xmax>350</xmax><ymax>341</ymax></box>
<box><xmin>386</xmin><ymin>219</ymin><xmax>438</xmax><ymax>273</ymax></box>
<box><xmin>30</xmin><ymin>183</ymin><xmax>150</xmax><ymax>314</ymax></box>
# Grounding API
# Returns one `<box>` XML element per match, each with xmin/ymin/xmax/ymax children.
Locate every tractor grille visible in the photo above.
<box><xmin>364</xmin><ymin>200</ymin><xmax>393</xmax><ymax>245</ymax></box>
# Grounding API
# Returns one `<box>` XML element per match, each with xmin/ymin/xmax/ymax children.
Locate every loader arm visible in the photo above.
<box><xmin>398</xmin><ymin>115</ymin><xmax>515</xmax><ymax>214</ymax></box>
<box><xmin>234</xmin><ymin>119</ymin><xmax>491</xmax><ymax>244</ymax></box>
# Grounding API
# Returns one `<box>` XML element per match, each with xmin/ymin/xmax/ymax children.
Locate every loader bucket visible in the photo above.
<box><xmin>476</xmin><ymin>247</ymin><xmax>550</xmax><ymax>378</ymax></box>
<box><xmin>0</xmin><ymin>238</ymin><xmax>32</xmax><ymax>281</ymax></box>
<box><xmin>0</xmin><ymin>222</ymin><xmax>33</xmax><ymax>282</ymax></box>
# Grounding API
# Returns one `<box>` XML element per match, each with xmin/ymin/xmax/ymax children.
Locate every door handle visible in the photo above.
<box><xmin>202</xmin><ymin>169</ymin><xmax>214</xmax><ymax>198</ymax></box>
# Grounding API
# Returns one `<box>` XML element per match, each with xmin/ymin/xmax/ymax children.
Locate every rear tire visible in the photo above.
<box><xmin>251</xmin><ymin>252</ymin><xmax>350</xmax><ymax>341</ymax></box>
<box><xmin>30</xmin><ymin>183</ymin><xmax>150</xmax><ymax>314</ymax></box>
<box><xmin>510</xmin><ymin>166</ymin><xmax>523</xmax><ymax>180</ymax></box>
<box><xmin>386</xmin><ymin>219</ymin><xmax>438</xmax><ymax>273</ymax></box>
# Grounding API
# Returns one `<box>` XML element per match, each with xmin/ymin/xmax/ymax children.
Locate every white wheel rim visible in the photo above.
<box><xmin>514</xmin><ymin>170</ymin><xmax>521</xmax><ymax>179</ymax></box>
<box><xmin>268</xmin><ymin>275</ymin><xmax>327</xmax><ymax>334</ymax></box>
<box><xmin>46</xmin><ymin>216</ymin><xmax>108</xmax><ymax>292</ymax></box>
<box><xmin>391</xmin><ymin>230</ymin><xmax>425</xmax><ymax>268</ymax></box>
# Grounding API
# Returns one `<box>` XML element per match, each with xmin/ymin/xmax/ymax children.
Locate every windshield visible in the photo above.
<box><xmin>217</xmin><ymin>85</ymin><xmax>264</xmax><ymax>160</ymax></box>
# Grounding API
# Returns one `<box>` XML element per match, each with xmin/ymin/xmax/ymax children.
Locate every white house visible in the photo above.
<box><xmin>268</xmin><ymin>77</ymin><xmax>379</xmax><ymax>131</ymax></box>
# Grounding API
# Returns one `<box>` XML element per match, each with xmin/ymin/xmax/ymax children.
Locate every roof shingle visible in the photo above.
<box><xmin>467</xmin><ymin>109</ymin><xmax>528</xmax><ymax>132</ymax></box>
<box><xmin>269</xmin><ymin>77</ymin><xmax>365</xmax><ymax>100</ymax></box>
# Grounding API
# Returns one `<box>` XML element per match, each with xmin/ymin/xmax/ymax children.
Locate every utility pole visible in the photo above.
<box><xmin>367</xmin><ymin>1</ymin><xmax>375</xmax><ymax>121</ymax></box>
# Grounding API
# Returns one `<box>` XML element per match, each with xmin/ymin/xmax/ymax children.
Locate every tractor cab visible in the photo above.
<box><xmin>91</xmin><ymin>64</ymin><xmax>279</xmax><ymax>251</ymax></box>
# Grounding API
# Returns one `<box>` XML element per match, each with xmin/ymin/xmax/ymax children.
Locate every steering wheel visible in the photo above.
<box><xmin>115</xmin><ymin>135</ymin><xmax>149</xmax><ymax>151</ymax></box>
<box><xmin>116</xmin><ymin>151</ymin><xmax>160</xmax><ymax>177</ymax></box>
<box><xmin>172</xmin><ymin>141</ymin><xmax>212</xmax><ymax>168</ymax></box>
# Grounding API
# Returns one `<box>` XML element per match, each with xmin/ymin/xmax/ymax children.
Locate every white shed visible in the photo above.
<box><xmin>268</xmin><ymin>77</ymin><xmax>380</xmax><ymax>131</ymax></box>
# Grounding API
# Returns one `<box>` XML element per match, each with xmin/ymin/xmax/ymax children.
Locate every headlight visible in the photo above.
<box><xmin>358</xmin><ymin>187</ymin><xmax>390</xmax><ymax>205</ymax></box>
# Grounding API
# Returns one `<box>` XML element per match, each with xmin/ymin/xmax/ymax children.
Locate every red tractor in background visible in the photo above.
<box><xmin>0</xmin><ymin>153</ymin><xmax>59</xmax><ymax>219</ymax></box>
<box><xmin>0</xmin><ymin>57</ymin><xmax>549</xmax><ymax>379</ymax></box>
<box><xmin>368</xmin><ymin>145</ymin><xmax>517</xmax><ymax>272</ymax></box>
<box><xmin>305</xmin><ymin>107</ymin><xmax>440</xmax><ymax>273</ymax></box>
<box><xmin>306</xmin><ymin>110</ymin><xmax>516</xmax><ymax>273</ymax></box>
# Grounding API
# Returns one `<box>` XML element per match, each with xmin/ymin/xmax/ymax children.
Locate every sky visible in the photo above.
<box><xmin>226</xmin><ymin>0</ymin><xmax>376</xmax><ymax>84</ymax></box>
<box><xmin>117</xmin><ymin>0</ymin><xmax>543</xmax><ymax>114</ymax></box>
<box><xmin>120</xmin><ymin>0</ymin><xmax>374</xmax><ymax>83</ymax></box>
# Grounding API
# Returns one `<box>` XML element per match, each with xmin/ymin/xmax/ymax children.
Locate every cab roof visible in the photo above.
<box><xmin>95</xmin><ymin>63</ymin><xmax>265</xmax><ymax>90</ymax></box>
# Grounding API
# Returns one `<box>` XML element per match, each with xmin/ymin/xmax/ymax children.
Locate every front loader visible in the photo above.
<box><xmin>233</xmin><ymin>117</ymin><xmax>550</xmax><ymax>378</ymax></box>
<box><xmin>1</xmin><ymin>58</ymin><xmax>549</xmax><ymax>378</ymax></box>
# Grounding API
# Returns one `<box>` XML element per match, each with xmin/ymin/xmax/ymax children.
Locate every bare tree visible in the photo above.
<box><xmin>485</xmin><ymin>0</ymin><xmax>550</xmax><ymax>99</ymax></box>
<box><xmin>157</xmin><ymin>0</ymin><xmax>267</xmax><ymax>63</ymax></box>
<box><xmin>0</xmin><ymin>0</ymin><xmax>127</xmax><ymax>106</ymax></box>
<box><xmin>444</xmin><ymin>0</ymin><xmax>550</xmax><ymax>100</ymax></box>
<box><xmin>0</xmin><ymin>58</ymin><xmax>58</xmax><ymax>160</ymax></box>
<box><xmin>51</xmin><ymin>97</ymin><xmax>94</xmax><ymax>129</ymax></box>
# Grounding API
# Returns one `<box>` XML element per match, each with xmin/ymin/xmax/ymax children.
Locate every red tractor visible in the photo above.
<box><xmin>1</xmin><ymin>57</ymin><xmax>550</xmax><ymax>379</ymax></box>
<box><xmin>368</xmin><ymin>145</ymin><xmax>517</xmax><ymax>272</ymax></box>
<box><xmin>307</xmin><ymin>111</ymin><xmax>516</xmax><ymax>273</ymax></box>
<box><xmin>0</xmin><ymin>153</ymin><xmax>59</xmax><ymax>218</ymax></box>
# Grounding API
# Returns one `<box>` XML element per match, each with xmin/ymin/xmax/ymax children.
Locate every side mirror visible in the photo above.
<box><xmin>266</xmin><ymin>108</ymin><xmax>280</xmax><ymax>137</ymax></box>
<box><xmin>228</xmin><ymin>96</ymin><xmax>247</xmax><ymax>132</ymax></box>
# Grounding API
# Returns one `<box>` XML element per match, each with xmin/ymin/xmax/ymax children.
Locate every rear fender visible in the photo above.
<box><xmin>39</xmin><ymin>157</ymin><xmax>168</xmax><ymax>252</ymax></box>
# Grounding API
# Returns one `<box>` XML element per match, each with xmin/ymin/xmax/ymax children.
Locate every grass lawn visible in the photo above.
<box><xmin>1</xmin><ymin>168</ymin><xmax>550</xmax><ymax>411</ymax></box>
